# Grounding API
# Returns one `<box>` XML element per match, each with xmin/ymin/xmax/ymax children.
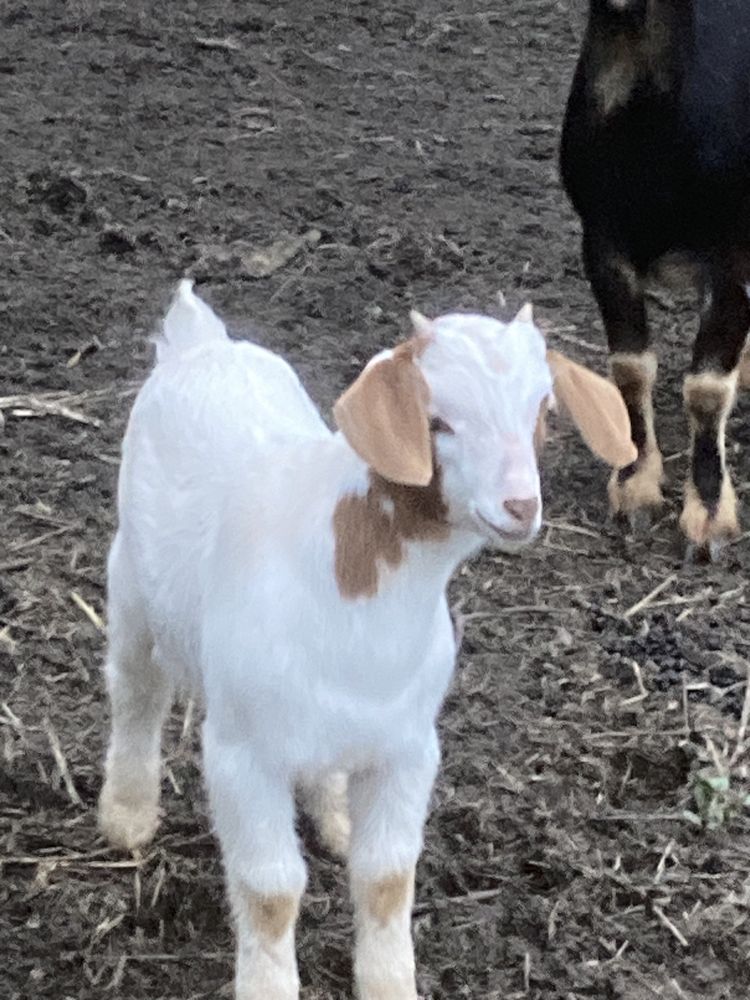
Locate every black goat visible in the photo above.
<box><xmin>560</xmin><ymin>0</ymin><xmax>750</xmax><ymax>557</ymax></box>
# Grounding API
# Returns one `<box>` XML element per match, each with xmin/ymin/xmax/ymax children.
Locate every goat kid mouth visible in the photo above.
<box><xmin>475</xmin><ymin>511</ymin><xmax>536</xmax><ymax>545</ymax></box>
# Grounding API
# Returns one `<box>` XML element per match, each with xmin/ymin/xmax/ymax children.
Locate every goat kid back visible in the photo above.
<box><xmin>98</xmin><ymin>281</ymin><xmax>633</xmax><ymax>1000</ymax></box>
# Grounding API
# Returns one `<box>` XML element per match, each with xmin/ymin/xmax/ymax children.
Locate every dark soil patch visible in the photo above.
<box><xmin>2</xmin><ymin>2</ymin><xmax>749</xmax><ymax>999</ymax></box>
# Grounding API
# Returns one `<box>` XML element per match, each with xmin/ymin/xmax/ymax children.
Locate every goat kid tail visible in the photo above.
<box><xmin>156</xmin><ymin>279</ymin><xmax>228</xmax><ymax>362</ymax></box>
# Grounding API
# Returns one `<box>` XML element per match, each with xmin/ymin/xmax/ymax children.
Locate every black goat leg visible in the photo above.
<box><xmin>583</xmin><ymin>231</ymin><xmax>664</xmax><ymax>525</ymax></box>
<box><xmin>681</xmin><ymin>269</ymin><xmax>749</xmax><ymax>559</ymax></box>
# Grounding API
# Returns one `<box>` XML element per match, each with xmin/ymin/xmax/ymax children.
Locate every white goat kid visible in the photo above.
<box><xmin>99</xmin><ymin>282</ymin><xmax>634</xmax><ymax>1000</ymax></box>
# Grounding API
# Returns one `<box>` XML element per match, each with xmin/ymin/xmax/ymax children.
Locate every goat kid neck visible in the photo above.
<box><xmin>313</xmin><ymin>432</ymin><xmax>481</xmax><ymax>604</ymax></box>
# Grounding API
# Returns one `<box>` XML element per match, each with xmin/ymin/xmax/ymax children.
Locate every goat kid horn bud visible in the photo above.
<box><xmin>514</xmin><ymin>302</ymin><xmax>534</xmax><ymax>325</ymax></box>
<box><xmin>409</xmin><ymin>310</ymin><xmax>433</xmax><ymax>337</ymax></box>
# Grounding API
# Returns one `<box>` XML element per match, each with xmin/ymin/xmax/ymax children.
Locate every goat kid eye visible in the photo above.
<box><xmin>429</xmin><ymin>417</ymin><xmax>454</xmax><ymax>435</ymax></box>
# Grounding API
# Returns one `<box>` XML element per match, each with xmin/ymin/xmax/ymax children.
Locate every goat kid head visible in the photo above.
<box><xmin>334</xmin><ymin>306</ymin><xmax>636</xmax><ymax>553</ymax></box>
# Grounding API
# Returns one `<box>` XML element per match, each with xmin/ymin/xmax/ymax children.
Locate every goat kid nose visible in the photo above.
<box><xmin>503</xmin><ymin>497</ymin><xmax>539</xmax><ymax>526</ymax></box>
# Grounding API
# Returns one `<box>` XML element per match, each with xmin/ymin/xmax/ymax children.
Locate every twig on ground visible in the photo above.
<box><xmin>463</xmin><ymin>605</ymin><xmax>568</xmax><ymax>619</ymax></box>
<box><xmin>621</xmin><ymin>661</ymin><xmax>649</xmax><ymax>707</ymax></box>
<box><xmin>10</xmin><ymin>526</ymin><xmax>74</xmax><ymax>552</ymax></box>
<box><xmin>669</xmin><ymin>979</ymin><xmax>690</xmax><ymax>1000</ymax></box>
<box><xmin>624</xmin><ymin>574</ymin><xmax>677</xmax><ymax>619</ymax></box>
<box><xmin>45</xmin><ymin>719</ymin><xmax>83</xmax><ymax>806</ymax></box>
<box><xmin>71</xmin><ymin>591</ymin><xmax>106</xmax><ymax>633</ymax></box>
<box><xmin>543</xmin><ymin>519</ymin><xmax>600</xmax><ymax>538</ymax></box>
<box><xmin>0</xmin><ymin>393</ymin><xmax>101</xmax><ymax>427</ymax></box>
<box><xmin>194</xmin><ymin>35</ymin><xmax>242</xmax><ymax>52</ymax></box>
<box><xmin>682</xmin><ymin>677</ymin><xmax>691</xmax><ymax>735</ymax></box>
<box><xmin>654</xmin><ymin>840</ymin><xmax>675</xmax><ymax>884</ymax></box>
<box><xmin>730</xmin><ymin>663</ymin><xmax>750</xmax><ymax>765</ymax></box>
<box><xmin>544</xmin><ymin>328</ymin><xmax>608</xmax><ymax>354</ymax></box>
<box><xmin>653</xmin><ymin>905</ymin><xmax>689</xmax><ymax>948</ymax></box>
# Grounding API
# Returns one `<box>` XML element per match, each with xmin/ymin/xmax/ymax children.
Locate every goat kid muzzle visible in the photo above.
<box><xmin>474</xmin><ymin>495</ymin><xmax>541</xmax><ymax>547</ymax></box>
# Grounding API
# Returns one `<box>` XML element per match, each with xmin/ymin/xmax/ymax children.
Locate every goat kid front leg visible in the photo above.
<box><xmin>348</xmin><ymin>736</ymin><xmax>440</xmax><ymax>1000</ymax></box>
<box><xmin>583</xmin><ymin>232</ymin><xmax>664</xmax><ymax>526</ymax></box>
<box><xmin>204</xmin><ymin>730</ymin><xmax>306</xmax><ymax>1000</ymax></box>
<box><xmin>681</xmin><ymin>275</ymin><xmax>749</xmax><ymax>559</ymax></box>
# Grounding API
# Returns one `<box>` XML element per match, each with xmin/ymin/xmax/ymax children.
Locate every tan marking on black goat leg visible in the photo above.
<box><xmin>680</xmin><ymin>273</ymin><xmax>750</xmax><ymax>552</ymax></box>
<box><xmin>680</xmin><ymin>372</ymin><xmax>739</xmax><ymax>549</ymax></box>
<box><xmin>607</xmin><ymin>351</ymin><xmax>663</xmax><ymax>515</ymax></box>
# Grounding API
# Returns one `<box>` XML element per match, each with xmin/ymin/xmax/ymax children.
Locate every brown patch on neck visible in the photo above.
<box><xmin>333</xmin><ymin>465</ymin><xmax>449</xmax><ymax>599</ymax></box>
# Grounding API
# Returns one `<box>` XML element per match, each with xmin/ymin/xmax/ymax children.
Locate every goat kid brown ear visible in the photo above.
<box><xmin>546</xmin><ymin>350</ymin><xmax>638</xmax><ymax>468</ymax></box>
<box><xmin>333</xmin><ymin>344</ymin><xmax>433</xmax><ymax>486</ymax></box>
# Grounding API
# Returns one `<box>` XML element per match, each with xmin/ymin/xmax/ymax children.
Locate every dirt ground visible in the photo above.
<box><xmin>2</xmin><ymin>2</ymin><xmax>749</xmax><ymax>998</ymax></box>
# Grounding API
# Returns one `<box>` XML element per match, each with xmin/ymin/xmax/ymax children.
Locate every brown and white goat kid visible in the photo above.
<box><xmin>98</xmin><ymin>281</ymin><xmax>634</xmax><ymax>1000</ymax></box>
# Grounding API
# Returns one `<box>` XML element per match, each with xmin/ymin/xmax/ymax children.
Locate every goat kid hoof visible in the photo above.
<box><xmin>236</xmin><ymin>983</ymin><xmax>298</xmax><ymax>1000</ymax></box>
<box><xmin>356</xmin><ymin>979</ymin><xmax>418</xmax><ymax>1000</ymax></box>
<box><xmin>98</xmin><ymin>788</ymin><xmax>159</xmax><ymax>852</ymax></box>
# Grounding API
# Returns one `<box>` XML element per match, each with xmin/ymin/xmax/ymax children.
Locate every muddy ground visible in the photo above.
<box><xmin>1</xmin><ymin>2</ymin><xmax>749</xmax><ymax>998</ymax></box>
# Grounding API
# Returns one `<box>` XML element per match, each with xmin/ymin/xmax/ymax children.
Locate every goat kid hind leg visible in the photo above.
<box><xmin>99</xmin><ymin>533</ymin><xmax>173</xmax><ymax>851</ymax></box>
<box><xmin>348</xmin><ymin>736</ymin><xmax>440</xmax><ymax>1000</ymax></box>
<box><xmin>203</xmin><ymin>728</ymin><xmax>305</xmax><ymax>1000</ymax></box>
<box><xmin>299</xmin><ymin>770</ymin><xmax>351</xmax><ymax>858</ymax></box>
<box><xmin>681</xmin><ymin>275</ymin><xmax>749</xmax><ymax>560</ymax></box>
<box><xmin>582</xmin><ymin>232</ymin><xmax>664</xmax><ymax>529</ymax></box>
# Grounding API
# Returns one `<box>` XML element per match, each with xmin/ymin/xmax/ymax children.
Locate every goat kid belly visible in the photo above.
<box><xmin>199</xmin><ymin>583</ymin><xmax>456</xmax><ymax>775</ymax></box>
